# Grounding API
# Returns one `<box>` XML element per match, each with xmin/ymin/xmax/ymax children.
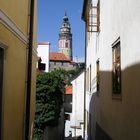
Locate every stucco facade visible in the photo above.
<box><xmin>82</xmin><ymin>0</ymin><xmax>140</xmax><ymax>140</ymax></box>
<box><xmin>0</xmin><ymin>0</ymin><xmax>37</xmax><ymax>140</ymax></box>
<box><xmin>71</xmin><ymin>71</ymin><xmax>85</xmax><ymax>138</ymax></box>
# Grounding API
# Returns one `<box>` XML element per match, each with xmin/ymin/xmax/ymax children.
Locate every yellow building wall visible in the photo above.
<box><xmin>0</xmin><ymin>0</ymin><xmax>29</xmax><ymax>34</ymax></box>
<box><xmin>0</xmin><ymin>24</ymin><xmax>27</xmax><ymax>140</ymax></box>
<box><xmin>29</xmin><ymin>55</ymin><xmax>37</xmax><ymax>140</ymax></box>
<box><xmin>0</xmin><ymin>0</ymin><xmax>37</xmax><ymax>140</ymax></box>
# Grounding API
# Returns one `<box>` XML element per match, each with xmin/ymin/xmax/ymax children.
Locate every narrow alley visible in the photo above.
<box><xmin>1</xmin><ymin>0</ymin><xmax>140</xmax><ymax>140</ymax></box>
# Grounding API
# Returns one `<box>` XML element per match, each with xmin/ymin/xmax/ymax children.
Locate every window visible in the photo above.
<box><xmin>65</xmin><ymin>42</ymin><xmax>68</xmax><ymax>48</ymax></box>
<box><xmin>96</xmin><ymin>60</ymin><xmax>100</xmax><ymax>91</ymax></box>
<box><xmin>38</xmin><ymin>57</ymin><xmax>46</xmax><ymax>71</ymax></box>
<box><xmin>97</xmin><ymin>0</ymin><xmax>100</xmax><ymax>32</ymax></box>
<box><xmin>89</xmin><ymin>65</ymin><xmax>92</xmax><ymax>92</ymax></box>
<box><xmin>86</xmin><ymin>68</ymin><xmax>89</xmax><ymax>91</ymax></box>
<box><xmin>87</xmin><ymin>0</ymin><xmax>100</xmax><ymax>32</ymax></box>
<box><xmin>112</xmin><ymin>41</ymin><xmax>121</xmax><ymax>94</ymax></box>
<box><xmin>38</xmin><ymin>63</ymin><xmax>46</xmax><ymax>71</ymax></box>
<box><xmin>86</xmin><ymin>66</ymin><xmax>92</xmax><ymax>92</ymax></box>
<box><xmin>65</xmin><ymin>114</ymin><xmax>70</xmax><ymax>121</ymax></box>
<box><xmin>85</xmin><ymin>111</ymin><xmax>89</xmax><ymax>131</ymax></box>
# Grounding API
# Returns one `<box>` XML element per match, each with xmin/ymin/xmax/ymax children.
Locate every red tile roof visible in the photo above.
<box><xmin>65</xmin><ymin>85</ymin><xmax>73</xmax><ymax>95</ymax></box>
<box><xmin>50</xmin><ymin>52</ymin><xmax>69</xmax><ymax>61</ymax></box>
<box><xmin>38</xmin><ymin>42</ymin><xmax>50</xmax><ymax>45</ymax></box>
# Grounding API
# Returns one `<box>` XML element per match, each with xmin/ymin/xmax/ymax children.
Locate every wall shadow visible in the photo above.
<box><xmin>88</xmin><ymin>63</ymin><xmax>140</xmax><ymax>140</ymax></box>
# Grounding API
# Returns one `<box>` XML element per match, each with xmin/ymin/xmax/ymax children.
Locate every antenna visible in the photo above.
<box><xmin>65</xmin><ymin>10</ymin><xmax>67</xmax><ymax>16</ymax></box>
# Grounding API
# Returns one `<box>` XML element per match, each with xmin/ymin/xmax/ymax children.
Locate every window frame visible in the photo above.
<box><xmin>96</xmin><ymin>59</ymin><xmax>100</xmax><ymax>92</ymax></box>
<box><xmin>86</xmin><ymin>0</ymin><xmax>100</xmax><ymax>33</ymax></box>
<box><xmin>97</xmin><ymin>0</ymin><xmax>100</xmax><ymax>32</ymax></box>
<box><xmin>65</xmin><ymin>42</ymin><xmax>68</xmax><ymax>48</ymax></box>
<box><xmin>112</xmin><ymin>38</ymin><xmax>122</xmax><ymax>97</ymax></box>
<box><xmin>86</xmin><ymin>68</ymin><xmax>89</xmax><ymax>92</ymax></box>
<box><xmin>89</xmin><ymin>65</ymin><xmax>92</xmax><ymax>92</ymax></box>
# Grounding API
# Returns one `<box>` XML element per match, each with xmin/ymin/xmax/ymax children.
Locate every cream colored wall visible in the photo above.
<box><xmin>97</xmin><ymin>2</ymin><xmax>140</xmax><ymax>140</ymax></box>
<box><xmin>71</xmin><ymin>72</ymin><xmax>85</xmax><ymax>138</ymax></box>
<box><xmin>87</xmin><ymin>0</ymin><xmax>140</xmax><ymax>140</ymax></box>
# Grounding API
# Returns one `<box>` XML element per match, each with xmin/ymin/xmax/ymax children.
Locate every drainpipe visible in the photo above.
<box><xmin>25</xmin><ymin>0</ymin><xmax>35</xmax><ymax>139</ymax></box>
<box><xmin>83</xmin><ymin>23</ymin><xmax>87</xmax><ymax>140</ymax></box>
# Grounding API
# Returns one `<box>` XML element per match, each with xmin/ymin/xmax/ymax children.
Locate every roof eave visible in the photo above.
<box><xmin>50</xmin><ymin>59</ymin><xmax>71</xmax><ymax>62</ymax></box>
<box><xmin>81</xmin><ymin>0</ymin><xmax>88</xmax><ymax>21</ymax></box>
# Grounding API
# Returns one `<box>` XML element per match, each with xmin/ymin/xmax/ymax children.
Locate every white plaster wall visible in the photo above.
<box><xmin>71</xmin><ymin>72</ymin><xmax>85</xmax><ymax>138</ymax></box>
<box><xmin>65</xmin><ymin>113</ymin><xmax>72</xmax><ymax>137</ymax></box>
<box><xmin>37</xmin><ymin>43</ymin><xmax>50</xmax><ymax>72</ymax></box>
<box><xmin>85</xmin><ymin>0</ymin><xmax>140</xmax><ymax>139</ymax></box>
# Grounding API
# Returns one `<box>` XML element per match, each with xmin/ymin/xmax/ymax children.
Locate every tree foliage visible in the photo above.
<box><xmin>33</xmin><ymin>68</ymin><xmax>84</xmax><ymax>139</ymax></box>
<box><xmin>33</xmin><ymin>70</ymin><xmax>66</xmax><ymax>139</ymax></box>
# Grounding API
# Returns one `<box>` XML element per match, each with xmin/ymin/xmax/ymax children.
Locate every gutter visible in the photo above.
<box><xmin>25</xmin><ymin>0</ymin><xmax>35</xmax><ymax>139</ymax></box>
<box><xmin>81</xmin><ymin>1</ymin><xmax>87</xmax><ymax>139</ymax></box>
<box><xmin>83</xmin><ymin>23</ymin><xmax>87</xmax><ymax>140</ymax></box>
<box><xmin>82</xmin><ymin>0</ymin><xmax>88</xmax><ymax>21</ymax></box>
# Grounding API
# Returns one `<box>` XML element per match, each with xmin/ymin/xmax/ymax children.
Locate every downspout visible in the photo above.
<box><xmin>83</xmin><ymin>23</ymin><xmax>87</xmax><ymax>140</ymax></box>
<box><xmin>82</xmin><ymin>1</ymin><xmax>88</xmax><ymax>139</ymax></box>
<box><xmin>25</xmin><ymin>0</ymin><xmax>35</xmax><ymax>139</ymax></box>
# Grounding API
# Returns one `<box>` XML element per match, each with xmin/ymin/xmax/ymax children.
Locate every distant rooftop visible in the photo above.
<box><xmin>65</xmin><ymin>85</ymin><xmax>73</xmax><ymax>95</ymax></box>
<box><xmin>38</xmin><ymin>42</ymin><xmax>50</xmax><ymax>45</ymax></box>
<box><xmin>50</xmin><ymin>52</ymin><xmax>70</xmax><ymax>61</ymax></box>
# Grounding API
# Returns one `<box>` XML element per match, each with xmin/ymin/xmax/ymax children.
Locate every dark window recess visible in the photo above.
<box><xmin>95</xmin><ymin>123</ymin><xmax>112</xmax><ymax>140</ymax></box>
<box><xmin>65</xmin><ymin>42</ymin><xmax>68</xmax><ymax>48</ymax></box>
<box><xmin>112</xmin><ymin>41</ymin><xmax>121</xmax><ymax>94</ymax></box>
<box><xmin>64</xmin><ymin>94</ymin><xmax>72</xmax><ymax>103</ymax></box>
<box><xmin>90</xmin><ymin>65</ymin><xmax>92</xmax><ymax>92</ymax></box>
<box><xmin>65</xmin><ymin>114</ymin><xmax>70</xmax><ymax>121</ymax></box>
<box><xmin>96</xmin><ymin>60</ymin><xmax>100</xmax><ymax>91</ymax></box>
<box><xmin>38</xmin><ymin>63</ymin><xmax>46</xmax><ymax>71</ymax></box>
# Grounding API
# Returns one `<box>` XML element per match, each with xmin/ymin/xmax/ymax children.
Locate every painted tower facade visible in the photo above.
<box><xmin>59</xmin><ymin>13</ymin><xmax>72</xmax><ymax>60</ymax></box>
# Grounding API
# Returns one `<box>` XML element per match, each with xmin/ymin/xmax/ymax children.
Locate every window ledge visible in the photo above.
<box><xmin>112</xmin><ymin>94</ymin><xmax>122</xmax><ymax>100</ymax></box>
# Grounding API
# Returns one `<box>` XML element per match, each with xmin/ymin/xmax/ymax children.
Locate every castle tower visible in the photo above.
<box><xmin>58</xmin><ymin>12</ymin><xmax>72</xmax><ymax>60</ymax></box>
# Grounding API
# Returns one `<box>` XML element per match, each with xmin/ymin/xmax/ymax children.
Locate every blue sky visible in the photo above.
<box><xmin>37</xmin><ymin>0</ymin><xmax>85</xmax><ymax>62</ymax></box>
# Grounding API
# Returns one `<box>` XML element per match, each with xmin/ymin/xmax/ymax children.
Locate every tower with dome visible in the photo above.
<box><xmin>49</xmin><ymin>13</ymin><xmax>77</xmax><ymax>71</ymax></box>
<box><xmin>59</xmin><ymin>12</ymin><xmax>72</xmax><ymax>60</ymax></box>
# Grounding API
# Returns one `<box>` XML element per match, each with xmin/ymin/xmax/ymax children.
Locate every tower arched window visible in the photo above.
<box><xmin>65</xmin><ymin>42</ymin><xmax>68</xmax><ymax>48</ymax></box>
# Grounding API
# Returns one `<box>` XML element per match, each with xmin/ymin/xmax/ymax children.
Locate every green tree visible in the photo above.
<box><xmin>33</xmin><ymin>68</ymin><xmax>84</xmax><ymax>139</ymax></box>
<box><xmin>33</xmin><ymin>70</ymin><xmax>65</xmax><ymax>139</ymax></box>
